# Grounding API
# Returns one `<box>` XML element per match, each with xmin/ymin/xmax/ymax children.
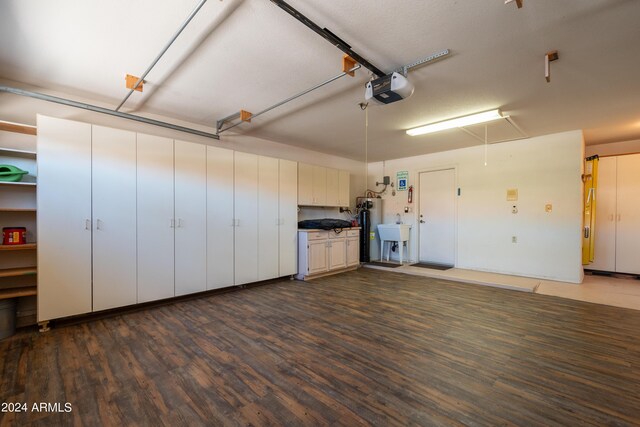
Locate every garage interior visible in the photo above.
<box><xmin>1</xmin><ymin>0</ymin><xmax>640</xmax><ymax>425</ymax></box>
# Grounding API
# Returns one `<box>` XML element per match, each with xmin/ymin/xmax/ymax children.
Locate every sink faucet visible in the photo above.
<box><xmin>396</xmin><ymin>213</ymin><xmax>402</xmax><ymax>224</ymax></box>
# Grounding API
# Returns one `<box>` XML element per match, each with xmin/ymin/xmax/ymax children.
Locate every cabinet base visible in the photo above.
<box><xmin>38</xmin><ymin>321</ymin><xmax>50</xmax><ymax>333</ymax></box>
<box><xmin>295</xmin><ymin>265</ymin><xmax>359</xmax><ymax>281</ymax></box>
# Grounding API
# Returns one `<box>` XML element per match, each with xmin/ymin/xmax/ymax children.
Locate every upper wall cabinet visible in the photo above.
<box><xmin>298</xmin><ymin>163</ymin><xmax>350</xmax><ymax>207</ymax></box>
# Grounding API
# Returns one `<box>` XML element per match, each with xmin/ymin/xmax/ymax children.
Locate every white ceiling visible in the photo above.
<box><xmin>1</xmin><ymin>0</ymin><xmax>639</xmax><ymax>161</ymax></box>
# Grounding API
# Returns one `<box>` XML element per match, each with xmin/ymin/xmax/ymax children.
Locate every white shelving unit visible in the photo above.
<box><xmin>0</xmin><ymin>120</ymin><xmax>38</xmax><ymax>328</ymax></box>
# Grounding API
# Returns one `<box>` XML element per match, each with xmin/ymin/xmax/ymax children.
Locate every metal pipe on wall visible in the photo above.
<box><xmin>1</xmin><ymin>86</ymin><xmax>220</xmax><ymax>140</ymax></box>
<box><xmin>115</xmin><ymin>0</ymin><xmax>209</xmax><ymax>112</ymax></box>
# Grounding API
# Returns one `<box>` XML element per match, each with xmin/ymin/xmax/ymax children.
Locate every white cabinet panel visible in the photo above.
<box><xmin>308</xmin><ymin>241</ymin><xmax>329</xmax><ymax>275</ymax></box>
<box><xmin>258</xmin><ymin>156</ymin><xmax>279</xmax><ymax>281</ymax></box>
<box><xmin>207</xmin><ymin>146</ymin><xmax>235</xmax><ymax>290</ymax></box>
<box><xmin>328</xmin><ymin>239</ymin><xmax>347</xmax><ymax>270</ymax></box>
<box><xmin>137</xmin><ymin>134</ymin><xmax>175</xmax><ymax>303</ymax></box>
<box><xmin>312</xmin><ymin>166</ymin><xmax>327</xmax><ymax>205</ymax></box>
<box><xmin>615</xmin><ymin>154</ymin><xmax>640</xmax><ymax>274</ymax></box>
<box><xmin>279</xmin><ymin>159</ymin><xmax>298</xmax><ymax>276</ymax></box>
<box><xmin>590</xmin><ymin>157</ymin><xmax>616</xmax><ymax>272</ymax></box>
<box><xmin>37</xmin><ymin>115</ymin><xmax>92</xmax><ymax>322</ymax></box>
<box><xmin>92</xmin><ymin>126</ymin><xmax>137</xmax><ymax>311</ymax></box>
<box><xmin>346</xmin><ymin>237</ymin><xmax>360</xmax><ymax>267</ymax></box>
<box><xmin>234</xmin><ymin>151</ymin><xmax>259</xmax><ymax>285</ymax></box>
<box><xmin>339</xmin><ymin>170</ymin><xmax>350</xmax><ymax>207</ymax></box>
<box><xmin>326</xmin><ymin>168</ymin><xmax>340</xmax><ymax>207</ymax></box>
<box><xmin>174</xmin><ymin>140</ymin><xmax>207</xmax><ymax>295</ymax></box>
<box><xmin>298</xmin><ymin>163</ymin><xmax>313</xmax><ymax>205</ymax></box>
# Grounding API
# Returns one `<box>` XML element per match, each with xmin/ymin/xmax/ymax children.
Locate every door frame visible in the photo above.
<box><xmin>416</xmin><ymin>165</ymin><xmax>458</xmax><ymax>267</ymax></box>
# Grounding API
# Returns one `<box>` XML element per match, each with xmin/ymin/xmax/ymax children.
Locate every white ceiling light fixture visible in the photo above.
<box><xmin>406</xmin><ymin>109</ymin><xmax>506</xmax><ymax>136</ymax></box>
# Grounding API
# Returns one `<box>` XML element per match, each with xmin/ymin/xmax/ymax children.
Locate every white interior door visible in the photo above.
<box><xmin>92</xmin><ymin>126</ymin><xmax>137</xmax><ymax>311</ymax></box>
<box><xmin>590</xmin><ymin>156</ymin><xmax>616</xmax><ymax>271</ymax></box>
<box><xmin>37</xmin><ymin>115</ymin><xmax>93</xmax><ymax>322</ymax></box>
<box><xmin>137</xmin><ymin>133</ymin><xmax>175</xmax><ymax>303</ymax></box>
<box><xmin>234</xmin><ymin>151</ymin><xmax>259</xmax><ymax>285</ymax></box>
<box><xmin>174</xmin><ymin>140</ymin><xmax>207</xmax><ymax>295</ymax></box>
<box><xmin>418</xmin><ymin>168</ymin><xmax>456</xmax><ymax>266</ymax></box>
<box><xmin>615</xmin><ymin>154</ymin><xmax>640</xmax><ymax>274</ymax></box>
<box><xmin>279</xmin><ymin>159</ymin><xmax>298</xmax><ymax>276</ymax></box>
<box><xmin>207</xmin><ymin>146</ymin><xmax>235</xmax><ymax>290</ymax></box>
<box><xmin>258</xmin><ymin>156</ymin><xmax>279</xmax><ymax>281</ymax></box>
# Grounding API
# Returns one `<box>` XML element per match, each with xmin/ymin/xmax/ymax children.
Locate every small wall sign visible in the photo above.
<box><xmin>397</xmin><ymin>171</ymin><xmax>409</xmax><ymax>191</ymax></box>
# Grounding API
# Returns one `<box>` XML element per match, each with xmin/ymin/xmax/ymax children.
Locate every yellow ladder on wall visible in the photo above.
<box><xmin>582</xmin><ymin>155</ymin><xmax>599</xmax><ymax>265</ymax></box>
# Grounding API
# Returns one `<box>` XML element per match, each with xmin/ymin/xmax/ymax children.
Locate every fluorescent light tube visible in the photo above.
<box><xmin>406</xmin><ymin>109</ymin><xmax>504</xmax><ymax>136</ymax></box>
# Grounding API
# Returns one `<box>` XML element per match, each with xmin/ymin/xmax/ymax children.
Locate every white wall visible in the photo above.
<box><xmin>369</xmin><ymin>130</ymin><xmax>585</xmax><ymax>283</ymax></box>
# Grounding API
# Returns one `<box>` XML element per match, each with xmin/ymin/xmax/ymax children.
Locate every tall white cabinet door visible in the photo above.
<box><xmin>137</xmin><ymin>134</ymin><xmax>175</xmax><ymax>303</ymax></box>
<box><xmin>37</xmin><ymin>115</ymin><xmax>92</xmax><ymax>322</ymax></box>
<box><xmin>174</xmin><ymin>140</ymin><xmax>207</xmax><ymax>295</ymax></box>
<box><xmin>298</xmin><ymin>163</ymin><xmax>313</xmax><ymax>205</ymax></box>
<box><xmin>258</xmin><ymin>156</ymin><xmax>279</xmax><ymax>281</ymax></box>
<box><xmin>615</xmin><ymin>154</ymin><xmax>640</xmax><ymax>274</ymax></box>
<box><xmin>590</xmin><ymin>156</ymin><xmax>617</xmax><ymax>272</ymax></box>
<box><xmin>279</xmin><ymin>159</ymin><xmax>298</xmax><ymax>276</ymax></box>
<box><xmin>234</xmin><ymin>151</ymin><xmax>259</xmax><ymax>285</ymax></box>
<box><xmin>92</xmin><ymin>126</ymin><xmax>137</xmax><ymax>311</ymax></box>
<box><xmin>338</xmin><ymin>170</ymin><xmax>350</xmax><ymax>207</ymax></box>
<box><xmin>207</xmin><ymin>146</ymin><xmax>235</xmax><ymax>290</ymax></box>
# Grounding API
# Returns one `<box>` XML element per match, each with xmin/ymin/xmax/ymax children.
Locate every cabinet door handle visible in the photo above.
<box><xmin>177</xmin><ymin>218</ymin><xmax>183</xmax><ymax>228</ymax></box>
<box><xmin>617</xmin><ymin>214</ymin><xmax>621</xmax><ymax>222</ymax></box>
<box><xmin>170</xmin><ymin>219</ymin><xmax>175</xmax><ymax>228</ymax></box>
<box><xmin>96</xmin><ymin>219</ymin><xmax>102</xmax><ymax>230</ymax></box>
<box><xmin>85</xmin><ymin>219</ymin><xmax>91</xmax><ymax>230</ymax></box>
<box><xmin>609</xmin><ymin>214</ymin><xmax>614</xmax><ymax>221</ymax></box>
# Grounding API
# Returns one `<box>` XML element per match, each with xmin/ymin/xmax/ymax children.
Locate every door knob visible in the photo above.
<box><xmin>420</xmin><ymin>220</ymin><xmax>425</xmax><ymax>223</ymax></box>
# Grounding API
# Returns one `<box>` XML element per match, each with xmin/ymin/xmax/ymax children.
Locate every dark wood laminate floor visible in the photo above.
<box><xmin>2</xmin><ymin>269</ymin><xmax>640</xmax><ymax>426</ymax></box>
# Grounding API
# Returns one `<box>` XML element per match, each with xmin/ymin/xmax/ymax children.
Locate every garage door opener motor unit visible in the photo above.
<box><xmin>365</xmin><ymin>72</ymin><xmax>414</xmax><ymax>105</ymax></box>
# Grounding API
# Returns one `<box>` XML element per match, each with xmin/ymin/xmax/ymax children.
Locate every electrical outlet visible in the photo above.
<box><xmin>512</xmin><ymin>205</ymin><xmax>518</xmax><ymax>214</ymax></box>
<box><xmin>512</xmin><ymin>236</ymin><xmax>517</xmax><ymax>243</ymax></box>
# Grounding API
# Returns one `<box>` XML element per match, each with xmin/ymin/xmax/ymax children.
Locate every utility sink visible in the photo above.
<box><xmin>377</xmin><ymin>224</ymin><xmax>412</xmax><ymax>264</ymax></box>
<box><xmin>377</xmin><ymin>224</ymin><xmax>411</xmax><ymax>242</ymax></box>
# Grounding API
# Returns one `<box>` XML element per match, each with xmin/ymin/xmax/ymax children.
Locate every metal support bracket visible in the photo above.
<box><xmin>545</xmin><ymin>50</ymin><xmax>559</xmax><ymax>82</ymax></box>
<box><xmin>393</xmin><ymin>49</ymin><xmax>451</xmax><ymax>76</ymax></box>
